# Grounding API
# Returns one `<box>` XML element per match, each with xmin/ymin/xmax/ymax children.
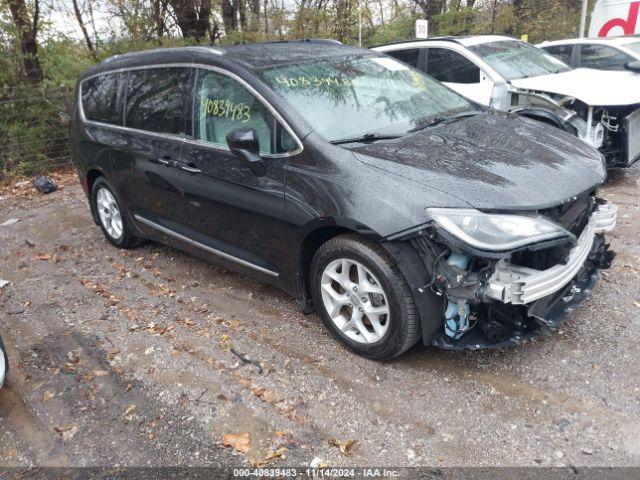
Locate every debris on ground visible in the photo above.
<box><xmin>0</xmin><ymin>279</ymin><xmax>10</xmax><ymax>288</ymax></box>
<box><xmin>329</xmin><ymin>438</ymin><xmax>357</xmax><ymax>457</ymax></box>
<box><xmin>1</xmin><ymin>218</ymin><xmax>20</xmax><ymax>226</ymax></box>
<box><xmin>33</xmin><ymin>175</ymin><xmax>58</xmax><ymax>194</ymax></box>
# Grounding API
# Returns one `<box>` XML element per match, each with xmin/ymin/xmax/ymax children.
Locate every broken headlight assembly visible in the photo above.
<box><xmin>425</xmin><ymin>208</ymin><xmax>572</xmax><ymax>253</ymax></box>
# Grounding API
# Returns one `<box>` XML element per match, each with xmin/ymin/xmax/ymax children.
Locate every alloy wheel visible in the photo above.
<box><xmin>320</xmin><ymin>258</ymin><xmax>390</xmax><ymax>344</ymax></box>
<box><xmin>96</xmin><ymin>187</ymin><xmax>123</xmax><ymax>241</ymax></box>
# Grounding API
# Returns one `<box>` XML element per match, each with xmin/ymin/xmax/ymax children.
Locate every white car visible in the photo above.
<box><xmin>373</xmin><ymin>35</ymin><xmax>640</xmax><ymax>167</ymax></box>
<box><xmin>539</xmin><ymin>36</ymin><xmax>640</xmax><ymax>71</ymax></box>
<box><xmin>0</xmin><ymin>334</ymin><xmax>6</xmax><ymax>388</ymax></box>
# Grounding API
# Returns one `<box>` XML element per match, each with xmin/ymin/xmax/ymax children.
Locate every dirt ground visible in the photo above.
<box><xmin>0</xmin><ymin>167</ymin><xmax>639</xmax><ymax>468</ymax></box>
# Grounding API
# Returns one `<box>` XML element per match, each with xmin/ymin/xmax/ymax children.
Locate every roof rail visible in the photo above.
<box><xmin>232</xmin><ymin>38</ymin><xmax>342</xmax><ymax>46</ymax></box>
<box><xmin>369</xmin><ymin>36</ymin><xmax>460</xmax><ymax>49</ymax></box>
<box><xmin>100</xmin><ymin>46</ymin><xmax>224</xmax><ymax>64</ymax></box>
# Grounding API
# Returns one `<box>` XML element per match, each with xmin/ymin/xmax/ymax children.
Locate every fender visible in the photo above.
<box><xmin>514</xmin><ymin>107</ymin><xmax>578</xmax><ymax>136</ymax></box>
<box><xmin>380</xmin><ymin>240</ymin><xmax>444</xmax><ymax>345</ymax></box>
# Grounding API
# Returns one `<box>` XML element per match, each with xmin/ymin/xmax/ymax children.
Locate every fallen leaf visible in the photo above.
<box><xmin>251</xmin><ymin>387</ymin><xmax>283</xmax><ymax>405</ymax></box>
<box><xmin>92</xmin><ymin>369</ymin><xmax>109</xmax><ymax>377</ymax></box>
<box><xmin>107</xmin><ymin>348</ymin><xmax>120</xmax><ymax>361</ymax></box>
<box><xmin>250</xmin><ymin>447</ymin><xmax>288</xmax><ymax>467</ymax></box>
<box><xmin>220</xmin><ymin>334</ymin><xmax>230</xmax><ymax>351</ymax></box>
<box><xmin>34</xmin><ymin>253</ymin><xmax>52</xmax><ymax>261</ymax></box>
<box><xmin>54</xmin><ymin>424</ymin><xmax>79</xmax><ymax>441</ymax></box>
<box><xmin>221</xmin><ymin>432</ymin><xmax>251</xmax><ymax>453</ymax></box>
<box><xmin>43</xmin><ymin>390</ymin><xmax>55</xmax><ymax>402</ymax></box>
<box><xmin>124</xmin><ymin>404</ymin><xmax>137</xmax><ymax>419</ymax></box>
<box><xmin>329</xmin><ymin>438</ymin><xmax>356</xmax><ymax>457</ymax></box>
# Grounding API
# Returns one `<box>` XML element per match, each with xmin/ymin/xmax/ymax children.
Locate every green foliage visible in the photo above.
<box><xmin>365</xmin><ymin>14</ymin><xmax>420</xmax><ymax>46</ymax></box>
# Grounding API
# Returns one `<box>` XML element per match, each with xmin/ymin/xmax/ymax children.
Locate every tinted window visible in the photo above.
<box><xmin>543</xmin><ymin>44</ymin><xmax>574</xmax><ymax>66</ymax></box>
<box><xmin>82</xmin><ymin>73</ymin><xmax>123</xmax><ymax>124</ymax></box>
<box><xmin>125</xmin><ymin>68</ymin><xmax>190</xmax><ymax>135</ymax></box>
<box><xmin>580</xmin><ymin>44</ymin><xmax>631</xmax><ymax>70</ymax></box>
<box><xmin>194</xmin><ymin>69</ymin><xmax>296</xmax><ymax>155</ymax></box>
<box><xmin>426</xmin><ymin>48</ymin><xmax>480</xmax><ymax>83</ymax></box>
<box><xmin>386</xmin><ymin>48</ymin><xmax>420</xmax><ymax>68</ymax></box>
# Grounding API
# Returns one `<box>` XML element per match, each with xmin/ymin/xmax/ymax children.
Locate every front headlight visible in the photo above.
<box><xmin>426</xmin><ymin>208</ymin><xmax>571</xmax><ymax>252</ymax></box>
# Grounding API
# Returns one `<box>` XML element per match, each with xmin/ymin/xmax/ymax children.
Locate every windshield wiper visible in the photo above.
<box><xmin>329</xmin><ymin>132</ymin><xmax>403</xmax><ymax>145</ymax></box>
<box><xmin>407</xmin><ymin>110</ymin><xmax>481</xmax><ymax>133</ymax></box>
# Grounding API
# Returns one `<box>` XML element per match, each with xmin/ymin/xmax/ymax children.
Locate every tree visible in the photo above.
<box><xmin>72</xmin><ymin>0</ymin><xmax>96</xmax><ymax>58</ymax></box>
<box><xmin>6</xmin><ymin>0</ymin><xmax>44</xmax><ymax>84</ymax></box>
<box><xmin>168</xmin><ymin>0</ymin><xmax>211</xmax><ymax>40</ymax></box>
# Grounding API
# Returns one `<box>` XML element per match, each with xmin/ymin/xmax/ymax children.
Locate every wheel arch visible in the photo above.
<box><xmin>515</xmin><ymin>107</ymin><xmax>578</xmax><ymax>136</ymax></box>
<box><xmin>296</xmin><ymin>219</ymin><xmax>381</xmax><ymax>314</ymax></box>
<box><xmin>86</xmin><ymin>168</ymin><xmax>106</xmax><ymax>225</ymax></box>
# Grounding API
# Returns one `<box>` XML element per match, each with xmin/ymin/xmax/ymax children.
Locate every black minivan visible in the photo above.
<box><xmin>71</xmin><ymin>41</ymin><xmax>617</xmax><ymax>359</ymax></box>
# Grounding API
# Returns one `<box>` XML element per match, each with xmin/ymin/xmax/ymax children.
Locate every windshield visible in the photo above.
<box><xmin>625</xmin><ymin>41</ymin><xmax>640</xmax><ymax>55</ymax></box>
<box><xmin>259</xmin><ymin>55</ymin><xmax>476</xmax><ymax>142</ymax></box>
<box><xmin>469</xmin><ymin>40</ymin><xmax>571</xmax><ymax>81</ymax></box>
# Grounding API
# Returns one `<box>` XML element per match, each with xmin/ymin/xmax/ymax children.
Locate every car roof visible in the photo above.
<box><xmin>82</xmin><ymin>40</ymin><xmax>371</xmax><ymax>79</ymax></box>
<box><xmin>540</xmin><ymin>36</ymin><xmax>640</xmax><ymax>47</ymax></box>
<box><xmin>219</xmin><ymin>40</ymin><xmax>366</xmax><ymax>69</ymax></box>
<box><xmin>373</xmin><ymin>35</ymin><xmax>517</xmax><ymax>50</ymax></box>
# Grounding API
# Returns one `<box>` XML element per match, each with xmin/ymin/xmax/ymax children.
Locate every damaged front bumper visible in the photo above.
<box><xmin>389</xmin><ymin>203</ymin><xmax>617</xmax><ymax>350</ymax></box>
<box><xmin>483</xmin><ymin>204</ymin><xmax>617</xmax><ymax>305</ymax></box>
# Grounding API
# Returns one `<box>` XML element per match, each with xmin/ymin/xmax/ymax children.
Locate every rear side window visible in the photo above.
<box><xmin>543</xmin><ymin>45</ymin><xmax>574</xmax><ymax>66</ymax></box>
<box><xmin>426</xmin><ymin>48</ymin><xmax>480</xmax><ymax>84</ymax></box>
<box><xmin>82</xmin><ymin>73</ymin><xmax>123</xmax><ymax>125</ymax></box>
<box><xmin>194</xmin><ymin>69</ymin><xmax>297</xmax><ymax>155</ymax></box>
<box><xmin>386</xmin><ymin>48</ymin><xmax>421</xmax><ymax>68</ymax></box>
<box><xmin>125</xmin><ymin>68</ymin><xmax>191</xmax><ymax>135</ymax></box>
<box><xmin>579</xmin><ymin>44</ymin><xmax>631</xmax><ymax>70</ymax></box>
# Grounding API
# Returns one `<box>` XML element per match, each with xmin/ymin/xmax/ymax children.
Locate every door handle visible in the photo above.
<box><xmin>153</xmin><ymin>156</ymin><xmax>172</xmax><ymax>166</ymax></box>
<box><xmin>177</xmin><ymin>163</ymin><xmax>202</xmax><ymax>174</ymax></box>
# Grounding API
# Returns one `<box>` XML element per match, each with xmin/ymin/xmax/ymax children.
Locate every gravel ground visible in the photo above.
<box><xmin>0</xmin><ymin>167</ymin><xmax>638</xmax><ymax>468</ymax></box>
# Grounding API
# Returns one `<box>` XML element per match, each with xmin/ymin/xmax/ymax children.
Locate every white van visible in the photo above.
<box><xmin>589</xmin><ymin>0</ymin><xmax>640</xmax><ymax>37</ymax></box>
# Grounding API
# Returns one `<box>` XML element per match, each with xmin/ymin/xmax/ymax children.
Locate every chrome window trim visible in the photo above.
<box><xmin>133</xmin><ymin>214</ymin><xmax>279</xmax><ymax>277</ymax></box>
<box><xmin>78</xmin><ymin>63</ymin><xmax>304</xmax><ymax>157</ymax></box>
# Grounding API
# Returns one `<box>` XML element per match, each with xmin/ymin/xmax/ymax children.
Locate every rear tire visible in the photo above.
<box><xmin>91</xmin><ymin>177</ymin><xmax>138</xmax><ymax>249</ymax></box>
<box><xmin>310</xmin><ymin>234</ymin><xmax>420</xmax><ymax>360</ymax></box>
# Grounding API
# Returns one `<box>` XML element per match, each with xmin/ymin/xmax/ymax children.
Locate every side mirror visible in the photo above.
<box><xmin>624</xmin><ymin>60</ymin><xmax>640</xmax><ymax>73</ymax></box>
<box><xmin>226</xmin><ymin>127</ymin><xmax>266</xmax><ymax>176</ymax></box>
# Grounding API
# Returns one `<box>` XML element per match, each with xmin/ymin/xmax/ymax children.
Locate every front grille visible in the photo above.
<box><xmin>540</xmin><ymin>194</ymin><xmax>594</xmax><ymax>237</ymax></box>
<box><xmin>511</xmin><ymin>195</ymin><xmax>594</xmax><ymax>271</ymax></box>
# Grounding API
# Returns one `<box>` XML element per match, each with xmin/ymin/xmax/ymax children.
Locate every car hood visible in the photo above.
<box><xmin>510</xmin><ymin>68</ymin><xmax>640</xmax><ymax>106</ymax></box>
<box><xmin>349</xmin><ymin>111</ymin><xmax>606</xmax><ymax>211</ymax></box>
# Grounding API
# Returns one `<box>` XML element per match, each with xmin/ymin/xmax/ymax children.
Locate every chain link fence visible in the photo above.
<box><xmin>0</xmin><ymin>92</ymin><xmax>74</xmax><ymax>180</ymax></box>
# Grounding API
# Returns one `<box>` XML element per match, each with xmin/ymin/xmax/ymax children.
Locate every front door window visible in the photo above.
<box><xmin>194</xmin><ymin>70</ymin><xmax>296</xmax><ymax>155</ymax></box>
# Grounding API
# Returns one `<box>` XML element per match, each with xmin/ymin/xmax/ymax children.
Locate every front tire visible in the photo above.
<box><xmin>91</xmin><ymin>177</ymin><xmax>138</xmax><ymax>249</ymax></box>
<box><xmin>310</xmin><ymin>234</ymin><xmax>420</xmax><ymax>360</ymax></box>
